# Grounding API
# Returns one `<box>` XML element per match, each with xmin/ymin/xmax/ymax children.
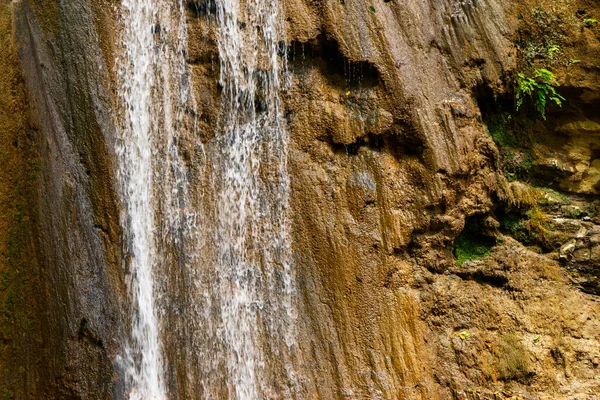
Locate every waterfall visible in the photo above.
<box><xmin>211</xmin><ymin>0</ymin><xmax>296</xmax><ymax>397</ymax></box>
<box><xmin>115</xmin><ymin>0</ymin><xmax>295</xmax><ymax>397</ymax></box>
<box><xmin>116</xmin><ymin>0</ymin><xmax>195</xmax><ymax>398</ymax></box>
<box><xmin>116</xmin><ymin>0</ymin><xmax>165</xmax><ymax>396</ymax></box>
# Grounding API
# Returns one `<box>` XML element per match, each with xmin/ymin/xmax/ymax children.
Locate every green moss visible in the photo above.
<box><xmin>453</xmin><ymin>233</ymin><xmax>494</xmax><ymax>266</ymax></box>
<box><xmin>493</xmin><ymin>333</ymin><xmax>531</xmax><ymax>381</ymax></box>
<box><xmin>499</xmin><ymin>213</ymin><xmax>530</xmax><ymax>243</ymax></box>
<box><xmin>518</xmin><ymin>6</ymin><xmax>569</xmax><ymax>67</ymax></box>
<box><xmin>2</xmin><ymin>387</ymin><xmax>14</xmax><ymax>400</ymax></box>
<box><xmin>486</xmin><ymin>112</ymin><xmax>518</xmax><ymax>147</ymax></box>
<box><xmin>583</xmin><ymin>203</ymin><xmax>598</xmax><ymax>219</ymax></box>
<box><xmin>562</xmin><ymin>205</ymin><xmax>583</xmax><ymax>219</ymax></box>
<box><xmin>499</xmin><ymin>202</ymin><xmax>551</xmax><ymax>245</ymax></box>
<box><xmin>537</xmin><ymin>187</ymin><xmax>572</xmax><ymax>206</ymax></box>
<box><xmin>500</xmin><ymin>150</ymin><xmax>534</xmax><ymax>182</ymax></box>
<box><xmin>482</xmin><ymin>109</ymin><xmax>536</xmax><ymax>182</ymax></box>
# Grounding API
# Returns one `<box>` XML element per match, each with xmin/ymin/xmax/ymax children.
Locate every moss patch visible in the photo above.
<box><xmin>485</xmin><ymin>112</ymin><xmax>519</xmax><ymax>148</ymax></box>
<box><xmin>500</xmin><ymin>213</ymin><xmax>530</xmax><ymax>243</ymax></box>
<box><xmin>453</xmin><ymin>233</ymin><xmax>494</xmax><ymax>266</ymax></box>
<box><xmin>493</xmin><ymin>333</ymin><xmax>532</xmax><ymax>382</ymax></box>
<box><xmin>517</xmin><ymin>4</ymin><xmax>570</xmax><ymax>68</ymax></box>
<box><xmin>453</xmin><ymin>216</ymin><xmax>496</xmax><ymax>266</ymax></box>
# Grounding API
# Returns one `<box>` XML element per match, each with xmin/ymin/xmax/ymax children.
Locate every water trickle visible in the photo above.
<box><xmin>116</xmin><ymin>0</ymin><xmax>165</xmax><ymax>396</ymax></box>
<box><xmin>210</xmin><ymin>0</ymin><xmax>297</xmax><ymax>397</ymax></box>
<box><xmin>116</xmin><ymin>0</ymin><xmax>295</xmax><ymax>396</ymax></box>
<box><xmin>116</xmin><ymin>0</ymin><xmax>196</xmax><ymax>398</ymax></box>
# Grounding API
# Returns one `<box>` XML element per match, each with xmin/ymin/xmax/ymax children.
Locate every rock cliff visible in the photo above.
<box><xmin>0</xmin><ymin>0</ymin><xmax>599</xmax><ymax>398</ymax></box>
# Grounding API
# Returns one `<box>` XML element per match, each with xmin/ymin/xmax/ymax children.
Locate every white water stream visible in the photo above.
<box><xmin>116</xmin><ymin>0</ymin><xmax>195</xmax><ymax>397</ymax></box>
<box><xmin>117</xmin><ymin>0</ymin><xmax>165</xmax><ymax>396</ymax></box>
<box><xmin>213</xmin><ymin>0</ymin><xmax>295</xmax><ymax>397</ymax></box>
<box><xmin>116</xmin><ymin>0</ymin><xmax>295</xmax><ymax>397</ymax></box>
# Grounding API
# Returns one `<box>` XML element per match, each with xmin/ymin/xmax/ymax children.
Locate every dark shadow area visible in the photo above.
<box><xmin>186</xmin><ymin>0</ymin><xmax>216</xmax><ymax>18</ymax></box>
<box><xmin>453</xmin><ymin>215</ymin><xmax>497</xmax><ymax>264</ymax></box>
<box><xmin>288</xmin><ymin>34</ymin><xmax>380</xmax><ymax>90</ymax></box>
<box><xmin>472</xmin><ymin>81</ymin><xmax>514</xmax><ymax>119</ymax></box>
<box><xmin>327</xmin><ymin>133</ymin><xmax>383</xmax><ymax>156</ymax></box>
<box><xmin>453</xmin><ymin>269</ymin><xmax>510</xmax><ymax>288</ymax></box>
<box><xmin>327</xmin><ymin>130</ymin><xmax>426</xmax><ymax>161</ymax></box>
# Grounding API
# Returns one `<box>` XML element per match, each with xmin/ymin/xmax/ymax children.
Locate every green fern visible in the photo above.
<box><xmin>516</xmin><ymin>69</ymin><xmax>565</xmax><ymax>120</ymax></box>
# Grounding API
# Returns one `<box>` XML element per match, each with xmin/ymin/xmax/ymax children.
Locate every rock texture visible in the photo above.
<box><xmin>272</xmin><ymin>0</ymin><xmax>600</xmax><ymax>398</ymax></box>
<box><xmin>1</xmin><ymin>0</ymin><xmax>125</xmax><ymax>397</ymax></box>
<box><xmin>0</xmin><ymin>0</ymin><xmax>599</xmax><ymax>398</ymax></box>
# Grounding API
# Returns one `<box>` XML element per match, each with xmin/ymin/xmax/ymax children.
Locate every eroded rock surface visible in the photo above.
<box><xmin>0</xmin><ymin>0</ymin><xmax>599</xmax><ymax>398</ymax></box>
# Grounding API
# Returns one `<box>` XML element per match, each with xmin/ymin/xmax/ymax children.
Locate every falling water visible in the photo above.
<box><xmin>116</xmin><ymin>0</ymin><xmax>165</xmax><ymax>396</ymax></box>
<box><xmin>116</xmin><ymin>0</ymin><xmax>195</xmax><ymax>397</ymax></box>
<box><xmin>116</xmin><ymin>0</ymin><xmax>295</xmax><ymax>396</ymax></box>
<box><xmin>210</xmin><ymin>0</ymin><xmax>297</xmax><ymax>397</ymax></box>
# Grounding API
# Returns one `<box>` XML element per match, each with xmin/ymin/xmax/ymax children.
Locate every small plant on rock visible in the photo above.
<box><xmin>516</xmin><ymin>68</ymin><xmax>565</xmax><ymax>120</ymax></box>
<box><xmin>453</xmin><ymin>233</ymin><xmax>494</xmax><ymax>266</ymax></box>
<box><xmin>493</xmin><ymin>333</ymin><xmax>532</xmax><ymax>381</ymax></box>
<box><xmin>547</xmin><ymin>44</ymin><xmax>561</xmax><ymax>59</ymax></box>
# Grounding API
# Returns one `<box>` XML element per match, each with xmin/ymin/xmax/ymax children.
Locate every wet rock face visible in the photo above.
<box><xmin>0</xmin><ymin>0</ymin><xmax>125</xmax><ymax>397</ymax></box>
<box><xmin>279</xmin><ymin>0</ymin><xmax>600</xmax><ymax>398</ymax></box>
<box><xmin>1</xmin><ymin>0</ymin><xmax>600</xmax><ymax>398</ymax></box>
<box><xmin>513</xmin><ymin>0</ymin><xmax>600</xmax><ymax>196</ymax></box>
<box><xmin>278</xmin><ymin>1</ymin><xmax>510</xmax><ymax>394</ymax></box>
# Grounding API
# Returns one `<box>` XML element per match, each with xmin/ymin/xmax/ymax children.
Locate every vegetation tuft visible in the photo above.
<box><xmin>518</xmin><ymin>6</ymin><xmax>568</xmax><ymax>66</ymax></box>
<box><xmin>516</xmin><ymin>68</ymin><xmax>565</xmax><ymax>120</ymax></box>
<box><xmin>493</xmin><ymin>333</ymin><xmax>532</xmax><ymax>381</ymax></box>
<box><xmin>453</xmin><ymin>230</ymin><xmax>495</xmax><ymax>266</ymax></box>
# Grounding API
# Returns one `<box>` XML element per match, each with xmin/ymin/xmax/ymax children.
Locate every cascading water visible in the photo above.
<box><xmin>116</xmin><ymin>0</ymin><xmax>165</xmax><ymax>396</ymax></box>
<box><xmin>116</xmin><ymin>0</ymin><xmax>296</xmax><ymax>397</ymax></box>
<box><xmin>210</xmin><ymin>0</ymin><xmax>296</xmax><ymax>397</ymax></box>
<box><xmin>116</xmin><ymin>0</ymin><xmax>196</xmax><ymax>398</ymax></box>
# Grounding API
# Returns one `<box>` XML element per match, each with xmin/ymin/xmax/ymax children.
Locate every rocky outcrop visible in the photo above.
<box><xmin>276</xmin><ymin>0</ymin><xmax>600</xmax><ymax>398</ymax></box>
<box><xmin>0</xmin><ymin>0</ymin><xmax>125</xmax><ymax>397</ymax></box>
<box><xmin>1</xmin><ymin>0</ymin><xmax>599</xmax><ymax>398</ymax></box>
